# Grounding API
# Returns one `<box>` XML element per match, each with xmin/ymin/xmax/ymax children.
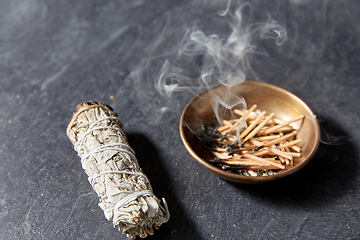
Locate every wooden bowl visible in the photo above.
<box><xmin>179</xmin><ymin>80</ymin><xmax>320</xmax><ymax>184</ymax></box>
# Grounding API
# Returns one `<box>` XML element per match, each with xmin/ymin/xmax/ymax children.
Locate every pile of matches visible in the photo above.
<box><xmin>201</xmin><ymin>104</ymin><xmax>304</xmax><ymax>177</ymax></box>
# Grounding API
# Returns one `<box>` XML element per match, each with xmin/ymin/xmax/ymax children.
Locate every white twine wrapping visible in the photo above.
<box><xmin>74</xmin><ymin>116</ymin><xmax>154</xmax><ymax>213</ymax></box>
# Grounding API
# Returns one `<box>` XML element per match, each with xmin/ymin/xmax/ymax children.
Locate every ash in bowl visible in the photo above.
<box><xmin>195</xmin><ymin>104</ymin><xmax>304</xmax><ymax>177</ymax></box>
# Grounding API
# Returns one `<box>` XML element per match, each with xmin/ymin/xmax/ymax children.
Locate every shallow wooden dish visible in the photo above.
<box><xmin>179</xmin><ymin>80</ymin><xmax>320</xmax><ymax>184</ymax></box>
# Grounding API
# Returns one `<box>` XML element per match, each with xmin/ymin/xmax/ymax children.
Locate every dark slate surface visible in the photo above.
<box><xmin>1</xmin><ymin>1</ymin><xmax>359</xmax><ymax>239</ymax></box>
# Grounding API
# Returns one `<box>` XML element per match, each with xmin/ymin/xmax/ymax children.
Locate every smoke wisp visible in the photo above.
<box><xmin>129</xmin><ymin>0</ymin><xmax>288</xmax><ymax>132</ymax></box>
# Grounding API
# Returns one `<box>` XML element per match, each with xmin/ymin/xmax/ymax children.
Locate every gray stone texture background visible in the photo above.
<box><xmin>0</xmin><ymin>0</ymin><xmax>359</xmax><ymax>239</ymax></box>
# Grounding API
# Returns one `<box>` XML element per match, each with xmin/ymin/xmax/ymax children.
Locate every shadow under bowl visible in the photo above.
<box><xmin>179</xmin><ymin>80</ymin><xmax>320</xmax><ymax>184</ymax></box>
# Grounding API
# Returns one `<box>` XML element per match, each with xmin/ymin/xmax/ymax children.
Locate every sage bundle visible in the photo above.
<box><xmin>67</xmin><ymin>101</ymin><xmax>170</xmax><ymax>239</ymax></box>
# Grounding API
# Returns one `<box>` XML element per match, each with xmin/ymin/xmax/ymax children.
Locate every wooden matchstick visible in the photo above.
<box><xmin>250</xmin><ymin>149</ymin><xmax>271</xmax><ymax>157</ymax></box>
<box><xmin>290</xmin><ymin>145</ymin><xmax>301</xmax><ymax>152</ymax></box>
<box><xmin>278</xmin><ymin>156</ymin><xmax>286</xmax><ymax>164</ymax></box>
<box><xmin>211</xmin><ymin>151</ymin><xmax>233</xmax><ymax>160</ymax></box>
<box><xmin>252</xmin><ymin>135</ymin><xmax>281</xmax><ymax>141</ymax></box>
<box><xmin>262</xmin><ymin>131</ymin><xmax>297</xmax><ymax>147</ymax></box>
<box><xmin>249</xmin><ymin>138</ymin><xmax>264</xmax><ymax>147</ymax></box>
<box><xmin>239</xmin><ymin>111</ymin><xmax>266</xmax><ymax>139</ymax></box>
<box><xmin>225</xmin><ymin>104</ymin><xmax>257</xmax><ymax>134</ymax></box>
<box><xmin>278</xmin><ymin>132</ymin><xmax>291</xmax><ymax>153</ymax></box>
<box><xmin>217</xmin><ymin>120</ymin><xmax>232</xmax><ymax>132</ymax></box>
<box><xmin>242</xmin><ymin>153</ymin><xmax>285</xmax><ymax>169</ymax></box>
<box><xmin>213</xmin><ymin>147</ymin><xmax>228</xmax><ymax>152</ymax></box>
<box><xmin>284</xmin><ymin>152</ymin><xmax>301</xmax><ymax>157</ymax></box>
<box><xmin>265</xmin><ymin>147</ymin><xmax>293</xmax><ymax>160</ymax></box>
<box><xmin>239</xmin><ymin>144</ymin><xmax>259</xmax><ymax>151</ymax></box>
<box><xmin>263</xmin><ymin>115</ymin><xmax>304</xmax><ymax>135</ymax></box>
<box><xmin>246</xmin><ymin>165</ymin><xmax>285</xmax><ymax>170</ymax></box>
<box><xmin>243</xmin><ymin>113</ymin><xmax>275</xmax><ymax>142</ymax></box>
<box><xmin>257</xmin><ymin>125</ymin><xmax>294</xmax><ymax>134</ymax></box>
<box><xmin>232</xmin><ymin>104</ymin><xmax>257</xmax><ymax>118</ymax></box>
<box><xmin>277</xmin><ymin>139</ymin><xmax>302</xmax><ymax>149</ymax></box>
<box><xmin>223</xmin><ymin>160</ymin><xmax>271</xmax><ymax>167</ymax></box>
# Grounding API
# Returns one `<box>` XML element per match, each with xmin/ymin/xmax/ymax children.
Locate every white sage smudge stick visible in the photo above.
<box><xmin>67</xmin><ymin>101</ymin><xmax>170</xmax><ymax>239</ymax></box>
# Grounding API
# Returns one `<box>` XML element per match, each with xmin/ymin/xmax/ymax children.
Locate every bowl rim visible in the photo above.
<box><xmin>179</xmin><ymin>80</ymin><xmax>321</xmax><ymax>183</ymax></box>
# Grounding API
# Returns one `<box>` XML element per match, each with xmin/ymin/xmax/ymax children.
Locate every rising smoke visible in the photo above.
<box><xmin>154</xmin><ymin>2</ymin><xmax>287</xmax><ymax>97</ymax></box>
